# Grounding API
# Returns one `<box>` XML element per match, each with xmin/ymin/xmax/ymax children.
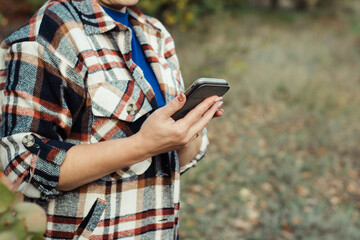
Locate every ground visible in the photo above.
<box><xmin>175</xmin><ymin>10</ymin><xmax>360</xmax><ymax>240</ymax></box>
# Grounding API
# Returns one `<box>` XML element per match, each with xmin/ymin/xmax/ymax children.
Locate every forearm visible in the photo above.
<box><xmin>177</xmin><ymin>135</ymin><xmax>202</xmax><ymax>168</ymax></box>
<box><xmin>58</xmin><ymin>133</ymin><xmax>151</xmax><ymax>191</ymax></box>
<box><xmin>58</xmin><ymin>95</ymin><xmax>221</xmax><ymax>191</ymax></box>
<box><xmin>58</xmin><ymin>133</ymin><xmax>200</xmax><ymax>191</ymax></box>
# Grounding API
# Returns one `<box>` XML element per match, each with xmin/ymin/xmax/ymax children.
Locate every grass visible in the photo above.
<box><xmin>174</xmin><ymin>10</ymin><xmax>360</xmax><ymax>240</ymax></box>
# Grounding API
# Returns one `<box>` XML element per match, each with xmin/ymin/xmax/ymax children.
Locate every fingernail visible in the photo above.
<box><xmin>215</xmin><ymin>97</ymin><xmax>223</xmax><ymax>102</ymax></box>
<box><xmin>217</xmin><ymin>101</ymin><xmax>224</xmax><ymax>108</ymax></box>
<box><xmin>177</xmin><ymin>93</ymin><xmax>185</xmax><ymax>102</ymax></box>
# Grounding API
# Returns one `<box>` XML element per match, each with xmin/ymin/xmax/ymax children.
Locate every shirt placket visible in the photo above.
<box><xmin>117</xmin><ymin>27</ymin><xmax>158</xmax><ymax>109</ymax></box>
<box><xmin>131</xmin><ymin>22</ymin><xmax>172</xmax><ymax>104</ymax></box>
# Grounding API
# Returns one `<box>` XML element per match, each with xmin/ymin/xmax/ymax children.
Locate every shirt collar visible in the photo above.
<box><xmin>72</xmin><ymin>0</ymin><xmax>162</xmax><ymax>35</ymax></box>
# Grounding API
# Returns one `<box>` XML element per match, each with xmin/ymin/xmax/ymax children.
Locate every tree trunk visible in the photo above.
<box><xmin>295</xmin><ymin>0</ymin><xmax>308</xmax><ymax>10</ymax></box>
<box><xmin>270</xmin><ymin>0</ymin><xmax>279</xmax><ymax>10</ymax></box>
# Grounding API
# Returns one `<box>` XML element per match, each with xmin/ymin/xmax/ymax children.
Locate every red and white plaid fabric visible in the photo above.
<box><xmin>0</xmin><ymin>0</ymin><xmax>208</xmax><ymax>238</ymax></box>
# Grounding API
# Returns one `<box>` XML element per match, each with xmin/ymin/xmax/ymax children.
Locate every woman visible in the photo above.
<box><xmin>0</xmin><ymin>0</ymin><xmax>223</xmax><ymax>238</ymax></box>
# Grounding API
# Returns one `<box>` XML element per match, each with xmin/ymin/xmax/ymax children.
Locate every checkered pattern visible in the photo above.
<box><xmin>0</xmin><ymin>0</ymin><xmax>208</xmax><ymax>239</ymax></box>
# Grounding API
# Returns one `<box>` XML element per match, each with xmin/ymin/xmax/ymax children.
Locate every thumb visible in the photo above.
<box><xmin>161</xmin><ymin>93</ymin><xmax>186</xmax><ymax>118</ymax></box>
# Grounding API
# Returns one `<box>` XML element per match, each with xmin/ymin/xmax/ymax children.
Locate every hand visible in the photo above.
<box><xmin>136</xmin><ymin>93</ymin><xmax>223</xmax><ymax>157</ymax></box>
<box><xmin>58</xmin><ymin>94</ymin><xmax>223</xmax><ymax>190</ymax></box>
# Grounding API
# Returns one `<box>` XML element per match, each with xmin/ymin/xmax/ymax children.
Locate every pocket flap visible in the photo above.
<box><xmin>89</xmin><ymin>77</ymin><xmax>153</xmax><ymax>122</ymax></box>
<box><xmin>74</xmin><ymin>198</ymin><xmax>106</xmax><ymax>239</ymax></box>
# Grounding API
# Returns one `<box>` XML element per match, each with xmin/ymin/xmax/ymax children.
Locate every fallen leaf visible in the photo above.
<box><xmin>234</xmin><ymin>218</ymin><xmax>253</xmax><ymax>232</ymax></box>
<box><xmin>297</xmin><ymin>185</ymin><xmax>310</xmax><ymax>197</ymax></box>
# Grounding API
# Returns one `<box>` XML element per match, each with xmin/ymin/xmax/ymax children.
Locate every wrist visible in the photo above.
<box><xmin>131</xmin><ymin>132</ymin><xmax>155</xmax><ymax>160</ymax></box>
<box><xmin>177</xmin><ymin>135</ymin><xmax>202</xmax><ymax>167</ymax></box>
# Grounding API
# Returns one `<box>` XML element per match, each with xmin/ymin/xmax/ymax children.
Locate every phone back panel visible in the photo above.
<box><xmin>171</xmin><ymin>84</ymin><xmax>229</xmax><ymax>120</ymax></box>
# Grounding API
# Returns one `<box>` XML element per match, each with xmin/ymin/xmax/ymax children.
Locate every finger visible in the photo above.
<box><xmin>179</xmin><ymin>95</ymin><xmax>221</xmax><ymax>126</ymax></box>
<box><xmin>187</xmin><ymin>100</ymin><xmax>223</xmax><ymax>137</ymax></box>
<box><xmin>159</xmin><ymin>93</ymin><xmax>186</xmax><ymax>119</ymax></box>
<box><xmin>213</xmin><ymin>109</ymin><xmax>224</xmax><ymax>118</ymax></box>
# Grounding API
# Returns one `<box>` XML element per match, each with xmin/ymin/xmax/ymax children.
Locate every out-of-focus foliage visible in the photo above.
<box><xmin>0</xmin><ymin>13</ymin><xmax>7</xmax><ymax>26</ymax></box>
<box><xmin>137</xmin><ymin>0</ymin><xmax>357</xmax><ymax>28</ymax></box>
<box><xmin>0</xmin><ymin>0</ymin><xmax>358</xmax><ymax>31</ymax></box>
<box><xmin>138</xmin><ymin>0</ymin><xmax>224</xmax><ymax>30</ymax></box>
<box><xmin>0</xmin><ymin>163</ymin><xmax>47</xmax><ymax>240</ymax></box>
<box><xmin>26</xmin><ymin>0</ymin><xmax>47</xmax><ymax>10</ymax></box>
<box><xmin>138</xmin><ymin>0</ymin><xmax>243</xmax><ymax>28</ymax></box>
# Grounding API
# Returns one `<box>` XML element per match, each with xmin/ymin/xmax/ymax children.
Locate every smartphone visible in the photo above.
<box><xmin>171</xmin><ymin>78</ymin><xmax>230</xmax><ymax>120</ymax></box>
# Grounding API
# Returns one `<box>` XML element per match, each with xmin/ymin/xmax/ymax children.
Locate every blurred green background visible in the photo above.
<box><xmin>1</xmin><ymin>0</ymin><xmax>360</xmax><ymax>239</ymax></box>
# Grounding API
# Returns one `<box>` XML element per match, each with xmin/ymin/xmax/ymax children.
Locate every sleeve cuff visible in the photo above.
<box><xmin>24</xmin><ymin>134</ymin><xmax>74</xmax><ymax>200</ymax></box>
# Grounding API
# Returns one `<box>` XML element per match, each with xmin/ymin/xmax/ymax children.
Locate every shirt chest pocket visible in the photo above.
<box><xmin>87</xmin><ymin>72</ymin><xmax>154</xmax><ymax>178</ymax></box>
<box><xmin>87</xmin><ymin>71</ymin><xmax>153</xmax><ymax>123</ymax></box>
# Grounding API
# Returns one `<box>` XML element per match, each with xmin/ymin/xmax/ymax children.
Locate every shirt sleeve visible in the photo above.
<box><xmin>0</xmin><ymin>41</ymin><xmax>84</xmax><ymax>200</ymax></box>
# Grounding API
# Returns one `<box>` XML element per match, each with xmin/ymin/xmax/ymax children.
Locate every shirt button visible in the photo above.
<box><xmin>126</xmin><ymin>103</ymin><xmax>138</xmax><ymax>116</ymax></box>
<box><xmin>22</xmin><ymin>135</ymin><xmax>35</xmax><ymax>148</ymax></box>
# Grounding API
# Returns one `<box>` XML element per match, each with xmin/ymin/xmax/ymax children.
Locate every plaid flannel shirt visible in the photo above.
<box><xmin>0</xmin><ymin>0</ymin><xmax>208</xmax><ymax>239</ymax></box>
